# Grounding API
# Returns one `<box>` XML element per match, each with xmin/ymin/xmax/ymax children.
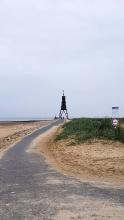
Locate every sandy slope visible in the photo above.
<box><xmin>32</xmin><ymin>125</ymin><xmax>124</xmax><ymax>186</ymax></box>
<box><xmin>0</xmin><ymin>121</ymin><xmax>51</xmax><ymax>157</ymax></box>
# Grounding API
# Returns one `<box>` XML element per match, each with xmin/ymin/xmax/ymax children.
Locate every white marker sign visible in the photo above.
<box><xmin>112</xmin><ymin>119</ymin><xmax>119</xmax><ymax>127</ymax></box>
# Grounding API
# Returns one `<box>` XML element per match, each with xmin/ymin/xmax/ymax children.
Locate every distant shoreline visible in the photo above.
<box><xmin>0</xmin><ymin>118</ymin><xmax>53</xmax><ymax>123</ymax></box>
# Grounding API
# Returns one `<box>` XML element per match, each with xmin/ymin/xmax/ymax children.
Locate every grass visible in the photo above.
<box><xmin>120</xmin><ymin>118</ymin><xmax>124</xmax><ymax>123</ymax></box>
<box><xmin>56</xmin><ymin>118</ymin><xmax>124</xmax><ymax>144</ymax></box>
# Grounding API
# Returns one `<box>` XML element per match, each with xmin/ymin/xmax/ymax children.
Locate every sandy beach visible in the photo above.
<box><xmin>0</xmin><ymin>120</ymin><xmax>51</xmax><ymax>157</ymax></box>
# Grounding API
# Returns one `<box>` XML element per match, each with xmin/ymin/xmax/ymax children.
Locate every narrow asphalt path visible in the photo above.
<box><xmin>0</xmin><ymin>120</ymin><xmax>124</xmax><ymax>220</ymax></box>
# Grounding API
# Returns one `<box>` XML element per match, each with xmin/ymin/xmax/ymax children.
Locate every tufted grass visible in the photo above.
<box><xmin>56</xmin><ymin>118</ymin><xmax>124</xmax><ymax>144</ymax></box>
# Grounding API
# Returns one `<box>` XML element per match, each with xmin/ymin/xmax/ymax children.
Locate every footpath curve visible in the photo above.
<box><xmin>0</xmin><ymin>120</ymin><xmax>124</xmax><ymax>220</ymax></box>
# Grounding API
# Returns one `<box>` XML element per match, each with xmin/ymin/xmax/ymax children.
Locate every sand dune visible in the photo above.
<box><xmin>33</xmin><ymin>126</ymin><xmax>124</xmax><ymax>187</ymax></box>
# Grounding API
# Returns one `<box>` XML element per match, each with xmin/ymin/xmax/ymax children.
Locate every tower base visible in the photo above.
<box><xmin>59</xmin><ymin>110</ymin><xmax>68</xmax><ymax>119</ymax></box>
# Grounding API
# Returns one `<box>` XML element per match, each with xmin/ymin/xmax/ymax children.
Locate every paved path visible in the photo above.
<box><xmin>0</xmin><ymin>120</ymin><xmax>124</xmax><ymax>220</ymax></box>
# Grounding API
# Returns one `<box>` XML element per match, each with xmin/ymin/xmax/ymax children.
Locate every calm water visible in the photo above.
<box><xmin>0</xmin><ymin>117</ymin><xmax>53</xmax><ymax>122</ymax></box>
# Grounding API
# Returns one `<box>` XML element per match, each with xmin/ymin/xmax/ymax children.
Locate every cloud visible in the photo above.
<box><xmin>0</xmin><ymin>0</ymin><xmax>123</xmax><ymax>118</ymax></box>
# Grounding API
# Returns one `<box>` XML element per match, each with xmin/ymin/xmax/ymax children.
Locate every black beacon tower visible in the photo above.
<box><xmin>59</xmin><ymin>91</ymin><xmax>68</xmax><ymax>119</ymax></box>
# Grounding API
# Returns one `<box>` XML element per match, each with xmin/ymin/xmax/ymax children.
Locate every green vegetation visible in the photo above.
<box><xmin>120</xmin><ymin>118</ymin><xmax>124</xmax><ymax>123</ymax></box>
<box><xmin>56</xmin><ymin>118</ymin><xmax>124</xmax><ymax>144</ymax></box>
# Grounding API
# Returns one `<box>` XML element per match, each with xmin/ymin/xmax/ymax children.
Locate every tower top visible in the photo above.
<box><xmin>63</xmin><ymin>90</ymin><xmax>65</xmax><ymax>96</ymax></box>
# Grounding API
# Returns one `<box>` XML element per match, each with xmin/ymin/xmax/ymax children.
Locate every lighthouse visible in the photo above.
<box><xmin>59</xmin><ymin>91</ymin><xmax>68</xmax><ymax>119</ymax></box>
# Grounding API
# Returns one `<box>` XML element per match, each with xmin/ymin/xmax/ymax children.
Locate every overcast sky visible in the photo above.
<box><xmin>0</xmin><ymin>0</ymin><xmax>123</xmax><ymax>119</ymax></box>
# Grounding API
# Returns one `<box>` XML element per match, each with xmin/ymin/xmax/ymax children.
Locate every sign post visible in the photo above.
<box><xmin>112</xmin><ymin>107</ymin><xmax>119</xmax><ymax>128</ymax></box>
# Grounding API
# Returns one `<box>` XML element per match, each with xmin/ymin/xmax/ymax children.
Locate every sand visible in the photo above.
<box><xmin>0</xmin><ymin>120</ymin><xmax>51</xmax><ymax>158</ymax></box>
<box><xmin>32</xmin><ymin>125</ymin><xmax>124</xmax><ymax>186</ymax></box>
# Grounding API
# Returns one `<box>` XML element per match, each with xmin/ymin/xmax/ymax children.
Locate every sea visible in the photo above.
<box><xmin>0</xmin><ymin>117</ymin><xmax>53</xmax><ymax>122</ymax></box>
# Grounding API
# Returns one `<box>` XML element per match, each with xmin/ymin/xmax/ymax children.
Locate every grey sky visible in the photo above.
<box><xmin>0</xmin><ymin>0</ymin><xmax>124</xmax><ymax>118</ymax></box>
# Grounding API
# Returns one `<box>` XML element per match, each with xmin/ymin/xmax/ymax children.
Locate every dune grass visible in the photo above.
<box><xmin>56</xmin><ymin>118</ymin><xmax>124</xmax><ymax>144</ymax></box>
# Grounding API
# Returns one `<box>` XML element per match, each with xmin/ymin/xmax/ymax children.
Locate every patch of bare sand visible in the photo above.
<box><xmin>0</xmin><ymin>120</ymin><xmax>51</xmax><ymax>158</ymax></box>
<box><xmin>31</xmin><ymin>126</ymin><xmax>124</xmax><ymax>186</ymax></box>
